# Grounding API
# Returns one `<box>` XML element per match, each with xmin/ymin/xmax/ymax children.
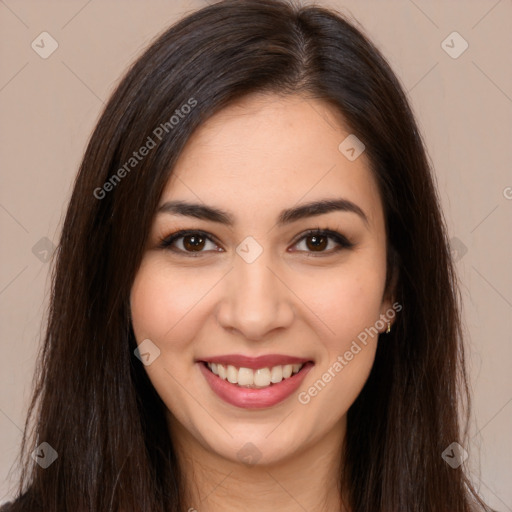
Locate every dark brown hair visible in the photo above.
<box><xmin>6</xmin><ymin>0</ymin><xmax>492</xmax><ymax>510</ymax></box>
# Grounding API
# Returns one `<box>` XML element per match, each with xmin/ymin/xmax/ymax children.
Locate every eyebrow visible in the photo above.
<box><xmin>157</xmin><ymin>198</ymin><xmax>369</xmax><ymax>228</ymax></box>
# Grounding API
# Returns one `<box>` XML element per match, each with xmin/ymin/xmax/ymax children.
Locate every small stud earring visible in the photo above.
<box><xmin>386</xmin><ymin>321</ymin><xmax>391</xmax><ymax>334</ymax></box>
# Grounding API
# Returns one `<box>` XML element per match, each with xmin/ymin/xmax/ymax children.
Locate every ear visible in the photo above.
<box><xmin>379</xmin><ymin>249</ymin><xmax>400</xmax><ymax>332</ymax></box>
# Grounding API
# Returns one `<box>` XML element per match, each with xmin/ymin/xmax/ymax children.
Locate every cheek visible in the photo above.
<box><xmin>294</xmin><ymin>255</ymin><xmax>386</xmax><ymax>348</ymax></box>
<box><xmin>296</xmin><ymin>268</ymin><xmax>383</xmax><ymax>422</ymax></box>
<box><xmin>130</xmin><ymin>259</ymin><xmax>202</xmax><ymax>346</ymax></box>
<box><xmin>291</xmin><ymin>253</ymin><xmax>385</xmax><ymax>414</ymax></box>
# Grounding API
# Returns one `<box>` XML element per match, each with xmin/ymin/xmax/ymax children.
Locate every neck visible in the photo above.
<box><xmin>168</xmin><ymin>415</ymin><xmax>348</xmax><ymax>512</ymax></box>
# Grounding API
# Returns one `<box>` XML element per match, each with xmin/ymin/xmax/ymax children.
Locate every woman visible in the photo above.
<box><xmin>2</xmin><ymin>0</ymin><xmax>494</xmax><ymax>510</ymax></box>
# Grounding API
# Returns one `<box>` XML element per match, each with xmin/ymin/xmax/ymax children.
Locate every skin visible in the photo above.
<box><xmin>130</xmin><ymin>93</ymin><xmax>396</xmax><ymax>512</ymax></box>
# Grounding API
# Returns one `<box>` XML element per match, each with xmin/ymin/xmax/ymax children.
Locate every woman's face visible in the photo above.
<box><xmin>130</xmin><ymin>93</ymin><xmax>395</xmax><ymax>466</ymax></box>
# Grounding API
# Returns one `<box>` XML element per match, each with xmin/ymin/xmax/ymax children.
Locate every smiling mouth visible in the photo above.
<box><xmin>203</xmin><ymin>361</ymin><xmax>309</xmax><ymax>389</ymax></box>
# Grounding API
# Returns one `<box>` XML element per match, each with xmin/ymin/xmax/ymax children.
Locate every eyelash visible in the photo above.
<box><xmin>158</xmin><ymin>227</ymin><xmax>355</xmax><ymax>257</ymax></box>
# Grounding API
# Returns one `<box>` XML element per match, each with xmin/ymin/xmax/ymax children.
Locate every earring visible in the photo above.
<box><xmin>386</xmin><ymin>321</ymin><xmax>391</xmax><ymax>334</ymax></box>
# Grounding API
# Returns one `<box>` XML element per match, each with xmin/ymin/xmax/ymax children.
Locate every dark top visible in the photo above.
<box><xmin>0</xmin><ymin>498</ymin><xmax>498</xmax><ymax>511</ymax></box>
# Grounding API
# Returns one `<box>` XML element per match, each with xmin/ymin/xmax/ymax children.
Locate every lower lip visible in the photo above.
<box><xmin>198</xmin><ymin>361</ymin><xmax>314</xmax><ymax>409</ymax></box>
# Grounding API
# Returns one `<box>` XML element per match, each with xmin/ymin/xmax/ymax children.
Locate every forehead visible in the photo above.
<box><xmin>161</xmin><ymin>93</ymin><xmax>384</xmax><ymax>231</ymax></box>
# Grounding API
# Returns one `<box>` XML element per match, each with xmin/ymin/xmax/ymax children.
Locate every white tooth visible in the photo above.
<box><xmin>237</xmin><ymin>367</ymin><xmax>254</xmax><ymax>386</ymax></box>
<box><xmin>270</xmin><ymin>365</ymin><xmax>283</xmax><ymax>383</ymax></box>
<box><xmin>227</xmin><ymin>365</ymin><xmax>238</xmax><ymax>384</ymax></box>
<box><xmin>217</xmin><ymin>363</ymin><xmax>227</xmax><ymax>380</ymax></box>
<box><xmin>254</xmin><ymin>367</ymin><xmax>271</xmax><ymax>387</ymax></box>
<box><xmin>292</xmin><ymin>363</ymin><xmax>302</xmax><ymax>374</ymax></box>
<box><xmin>282</xmin><ymin>364</ymin><xmax>293</xmax><ymax>379</ymax></box>
<box><xmin>212</xmin><ymin>363</ymin><xmax>301</xmax><ymax>386</ymax></box>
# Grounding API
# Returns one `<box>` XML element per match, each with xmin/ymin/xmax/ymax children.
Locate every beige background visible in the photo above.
<box><xmin>1</xmin><ymin>0</ymin><xmax>511</xmax><ymax>508</ymax></box>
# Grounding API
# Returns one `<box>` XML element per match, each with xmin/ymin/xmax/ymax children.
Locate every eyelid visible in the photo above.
<box><xmin>158</xmin><ymin>228</ymin><xmax>354</xmax><ymax>256</ymax></box>
<box><xmin>289</xmin><ymin>228</ymin><xmax>354</xmax><ymax>252</ymax></box>
<box><xmin>158</xmin><ymin>229</ymin><xmax>222</xmax><ymax>256</ymax></box>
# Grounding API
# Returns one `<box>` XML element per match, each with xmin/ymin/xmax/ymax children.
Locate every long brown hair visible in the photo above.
<box><xmin>7</xmin><ymin>0</ymin><xmax>491</xmax><ymax>510</ymax></box>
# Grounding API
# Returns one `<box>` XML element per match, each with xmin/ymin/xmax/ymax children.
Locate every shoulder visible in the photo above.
<box><xmin>0</xmin><ymin>501</ymin><xmax>34</xmax><ymax>512</ymax></box>
<box><xmin>0</xmin><ymin>493</ymin><xmax>38</xmax><ymax>512</ymax></box>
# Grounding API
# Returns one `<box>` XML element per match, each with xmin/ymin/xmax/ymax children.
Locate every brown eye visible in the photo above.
<box><xmin>159</xmin><ymin>230</ymin><xmax>221</xmax><ymax>255</ymax></box>
<box><xmin>292</xmin><ymin>229</ymin><xmax>354</xmax><ymax>256</ymax></box>
<box><xmin>182</xmin><ymin>234</ymin><xmax>206</xmax><ymax>252</ymax></box>
<box><xmin>305</xmin><ymin>234</ymin><xmax>328</xmax><ymax>251</ymax></box>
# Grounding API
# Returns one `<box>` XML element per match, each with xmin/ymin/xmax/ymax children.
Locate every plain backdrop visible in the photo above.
<box><xmin>1</xmin><ymin>0</ymin><xmax>511</xmax><ymax>509</ymax></box>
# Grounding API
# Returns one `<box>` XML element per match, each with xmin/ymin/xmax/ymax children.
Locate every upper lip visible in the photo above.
<box><xmin>198</xmin><ymin>354</ymin><xmax>313</xmax><ymax>370</ymax></box>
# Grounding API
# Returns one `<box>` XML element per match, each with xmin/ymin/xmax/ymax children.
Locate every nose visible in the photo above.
<box><xmin>216</xmin><ymin>250</ymin><xmax>294</xmax><ymax>341</ymax></box>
